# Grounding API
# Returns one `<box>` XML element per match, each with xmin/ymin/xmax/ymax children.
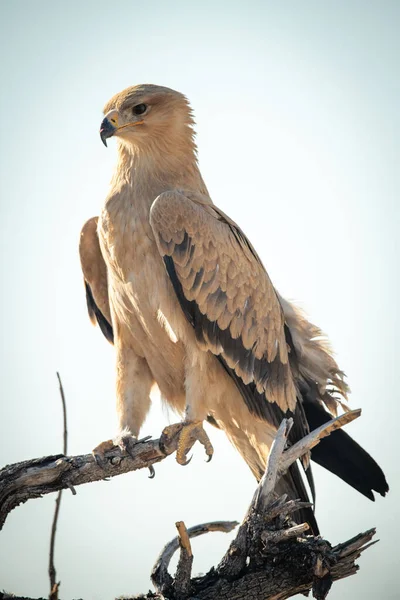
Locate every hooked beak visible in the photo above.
<box><xmin>100</xmin><ymin>116</ymin><xmax>117</xmax><ymax>147</ymax></box>
<box><xmin>99</xmin><ymin>109</ymin><xmax>145</xmax><ymax>147</ymax></box>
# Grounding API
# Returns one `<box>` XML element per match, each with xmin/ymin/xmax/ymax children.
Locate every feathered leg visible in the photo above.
<box><xmin>162</xmin><ymin>351</ymin><xmax>214</xmax><ymax>465</ymax></box>
<box><xmin>93</xmin><ymin>344</ymin><xmax>154</xmax><ymax>464</ymax></box>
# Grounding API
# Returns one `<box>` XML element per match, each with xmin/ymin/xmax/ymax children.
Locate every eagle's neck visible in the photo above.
<box><xmin>108</xmin><ymin>134</ymin><xmax>208</xmax><ymax>213</ymax></box>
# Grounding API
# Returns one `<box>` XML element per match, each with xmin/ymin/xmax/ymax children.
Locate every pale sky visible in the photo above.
<box><xmin>0</xmin><ymin>1</ymin><xmax>398</xmax><ymax>598</ymax></box>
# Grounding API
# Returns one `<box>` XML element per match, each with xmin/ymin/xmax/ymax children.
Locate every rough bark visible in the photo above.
<box><xmin>0</xmin><ymin>411</ymin><xmax>379</xmax><ymax>600</ymax></box>
<box><xmin>0</xmin><ymin>426</ymin><xmax>181</xmax><ymax>530</ymax></box>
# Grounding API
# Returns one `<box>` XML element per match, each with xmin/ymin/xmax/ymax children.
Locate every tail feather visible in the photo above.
<box><xmin>281</xmin><ymin>296</ymin><xmax>388</xmax><ymax>501</ymax></box>
<box><xmin>304</xmin><ymin>400</ymin><xmax>389</xmax><ymax>499</ymax></box>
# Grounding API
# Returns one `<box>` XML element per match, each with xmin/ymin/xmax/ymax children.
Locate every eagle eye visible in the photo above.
<box><xmin>133</xmin><ymin>103</ymin><xmax>147</xmax><ymax>116</ymax></box>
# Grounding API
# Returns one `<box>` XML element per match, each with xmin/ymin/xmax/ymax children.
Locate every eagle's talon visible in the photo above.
<box><xmin>117</xmin><ymin>434</ymin><xmax>139</xmax><ymax>457</ymax></box>
<box><xmin>92</xmin><ymin>439</ymin><xmax>116</xmax><ymax>468</ymax></box>
<box><xmin>94</xmin><ymin>454</ymin><xmax>106</xmax><ymax>468</ymax></box>
<box><xmin>148</xmin><ymin>465</ymin><xmax>156</xmax><ymax>478</ymax></box>
<box><xmin>93</xmin><ymin>433</ymin><xmax>140</xmax><ymax>467</ymax></box>
<box><xmin>163</xmin><ymin>420</ymin><xmax>214</xmax><ymax>466</ymax></box>
<box><xmin>180</xmin><ymin>454</ymin><xmax>193</xmax><ymax>466</ymax></box>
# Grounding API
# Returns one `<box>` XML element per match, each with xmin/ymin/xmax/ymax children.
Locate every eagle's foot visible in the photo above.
<box><xmin>114</xmin><ymin>431</ymin><xmax>139</xmax><ymax>456</ymax></box>
<box><xmin>92</xmin><ymin>433</ymin><xmax>154</xmax><ymax>476</ymax></box>
<box><xmin>92</xmin><ymin>434</ymin><xmax>138</xmax><ymax>466</ymax></box>
<box><xmin>163</xmin><ymin>420</ymin><xmax>214</xmax><ymax>465</ymax></box>
<box><xmin>92</xmin><ymin>439</ymin><xmax>115</xmax><ymax>467</ymax></box>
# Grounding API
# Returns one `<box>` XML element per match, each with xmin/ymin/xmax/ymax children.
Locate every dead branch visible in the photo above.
<box><xmin>0</xmin><ymin>424</ymin><xmax>183</xmax><ymax>530</ymax></box>
<box><xmin>173</xmin><ymin>521</ymin><xmax>193</xmax><ymax>599</ymax></box>
<box><xmin>125</xmin><ymin>412</ymin><xmax>376</xmax><ymax>600</ymax></box>
<box><xmin>1</xmin><ymin>411</ymin><xmax>380</xmax><ymax>599</ymax></box>
<box><xmin>151</xmin><ymin>520</ymin><xmax>239</xmax><ymax>596</ymax></box>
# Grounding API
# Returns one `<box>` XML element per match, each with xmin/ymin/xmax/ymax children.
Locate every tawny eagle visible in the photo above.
<box><xmin>79</xmin><ymin>84</ymin><xmax>388</xmax><ymax>533</ymax></box>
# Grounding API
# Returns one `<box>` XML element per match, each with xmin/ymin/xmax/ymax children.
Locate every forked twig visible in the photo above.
<box><xmin>151</xmin><ymin>520</ymin><xmax>238</xmax><ymax>595</ymax></box>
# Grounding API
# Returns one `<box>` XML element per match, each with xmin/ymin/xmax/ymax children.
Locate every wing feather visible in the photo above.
<box><xmin>79</xmin><ymin>217</ymin><xmax>113</xmax><ymax>344</ymax></box>
<box><xmin>150</xmin><ymin>191</ymin><xmax>297</xmax><ymax>413</ymax></box>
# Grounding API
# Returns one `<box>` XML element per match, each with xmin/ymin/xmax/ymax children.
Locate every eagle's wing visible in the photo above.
<box><xmin>150</xmin><ymin>191</ymin><xmax>319</xmax><ymax>532</ymax></box>
<box><xmin>150</xmin><ymin>190</ymin><xmax>297</xmax><ymax>415</ymax></box>
<box><xmin>79</xmin><ymin>217</ymin><xmax>114</xmax><ymax>344</ymax></box>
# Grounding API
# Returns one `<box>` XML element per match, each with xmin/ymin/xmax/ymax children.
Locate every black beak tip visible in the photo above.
<box><xmin>100</xmin><ymin>131</ymin><xmax>108</xmax><ymax>147</ymax></box>
<box><xmin>100</xmin><ymin>117</ymin><xmax>116</xmax><ymax>147</ymax></box>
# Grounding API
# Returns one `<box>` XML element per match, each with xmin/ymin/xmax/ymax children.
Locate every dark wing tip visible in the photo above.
<box><xmin>85</xmin><ymin>280</ymin><xmax>96</xmax><ymax>324</ymax></box>
<box><xmin>85</xmin><ymin>281</ymin><xmax>114</xmax><ymax>344</ymax></box>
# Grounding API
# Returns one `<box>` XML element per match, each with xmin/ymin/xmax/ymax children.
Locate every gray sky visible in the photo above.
<box><xmin>0</xmin><ymin>1</ymin><xmax>398</xmax><ymax>598</ymax></box>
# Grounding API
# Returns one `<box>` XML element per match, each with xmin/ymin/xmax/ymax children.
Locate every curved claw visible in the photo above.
<box><xmin>148</xmin><ymin>465</ymin><xmax>156</xmax><ymax>479</ymax></box>
<box><xmin>138</xmin><ymin>435</ymin><xmax>152</xmax><ymax>444</ymax></box>
<box><xmin>92</xmin><ymin>439</ymin><xmax>115</xmax><ymax>469</ymax></box>
<box><xmin>206</xmin><ymin>453</ymin><xmax>213</xmax><ymax>463</ymax></box>
<box><xmin>94</xmin><ymin>454</ymin><xmax>106</xmax><ymax>469</ymax></box>
<box><xmin>163</xmin><ymin>421</ymin><xmax>214</xmax><ymax>467</ymax></box>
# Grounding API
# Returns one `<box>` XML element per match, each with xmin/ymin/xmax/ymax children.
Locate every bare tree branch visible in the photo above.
<box><xmin>0</xmin><ymin>411</ymin><xmax>361</xmax><ymax>532</ymax></box>
<box><xmin>278</xmin><ymin>409</ymin><xmax>361</xmax><ymax>475</ymax></box>
<box><xmin>173</xmin><ymin>521</ymin><xmax>193</xmax><ymax>599</ymax></box>
<box><xmin>253</xmin><ymin>418</ymin><xmax>293</xmax><ymax>510</ymax></box>
<box><xmin>48</xmin><ymin>373</ymin><xmax>68</xmax><ymax>600</ymax></box>
<box><xmin>0</xmin><ymin>424</ymin><xmax>184</xmax><ymax>530</ymax></box>
<box><xmin>151</xmin><ymin>521</ymin><xmax>238</xmax><ymax>597</ymax></box>
<box><xmin>124</xmin><ymin>413</ymin><xmax>376</xmax><ymax>600</ymax></box>
<box><xmin>1</xmin><ymin>411</ymin><xmax>381</xmax><ymax>599</ymax></box>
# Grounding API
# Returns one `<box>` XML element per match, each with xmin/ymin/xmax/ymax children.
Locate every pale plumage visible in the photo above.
<box><xmin>80</xmin><ymin>84</ymin><xmax>388</xmax><ymax>534</ymax></box>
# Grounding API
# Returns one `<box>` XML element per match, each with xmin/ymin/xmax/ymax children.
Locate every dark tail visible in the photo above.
<box><xmin>303</xmin><ymin>400</ymin><xmax>389</xmax><ymax>500</ymax></box>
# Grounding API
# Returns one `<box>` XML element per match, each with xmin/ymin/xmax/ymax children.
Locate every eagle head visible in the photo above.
<box><xmin>100</xmin><ymin>84</ymin><xmax>195</xmax><ymax>149</ymax></box>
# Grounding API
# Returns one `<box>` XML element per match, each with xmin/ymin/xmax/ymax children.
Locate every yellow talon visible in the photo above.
<box><xmin>163</xmin><ymin>420</ymin><xmax>214</xmax><ymax>465</ymax></box>
<box><xmin>92</xmin><ymin>439</ymin><xmax>115</xmax><ymax>467</ymax></box>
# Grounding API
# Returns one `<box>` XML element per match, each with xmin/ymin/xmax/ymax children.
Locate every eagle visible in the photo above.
<box><xmin>79</xmin><ymin>84</ymin><xmax>388</xmax><ymax>533</ymax></box>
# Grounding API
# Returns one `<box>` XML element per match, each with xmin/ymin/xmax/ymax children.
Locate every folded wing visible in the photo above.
<box><xmin>79</xmin><ymin>217</ymin><xmax>113</xmax><ymax>344</ymax></box>
<box><xmin>150</xmin><ymin>190</ymin><xmax>297</xmax><ymax>415</ymax></box>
